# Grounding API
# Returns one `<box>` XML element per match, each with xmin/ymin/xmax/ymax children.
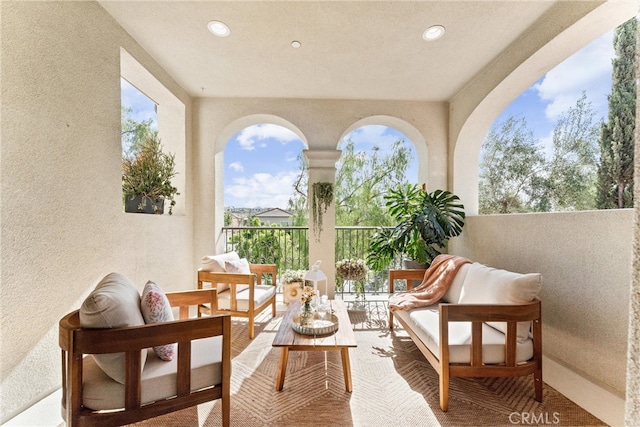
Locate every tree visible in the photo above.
<box><xmin>286</xmin><ymin>137</ymin><xmax>413</xmax><ymax>226</ymax></box>
<box><xmin>479</xmin><ymin>116</ymin><xmax>546</xmax><ymax>214</ymax></box>
<box><xmin>121</xmin><ymin>106</ymin><xmax>156</xmax><ymax>156</ymax></box>
<box><xmin>545</xmin><ymin>92</ymin><xmax>600</xmax><ymax>211</ymax></box>
<box><xmin>597</xmin><ymin>17</ymin><xmax>636</xmax><ymax>209</ymax></box>
<box><xmin>287</xmin><ymin>153</ymin><xmax>309</xmax><ymax>226</ymax></box>
<box><xmin>334</xmin><ymin>138</ymin><xmax>412</xmax><ymax>226</ymax></box>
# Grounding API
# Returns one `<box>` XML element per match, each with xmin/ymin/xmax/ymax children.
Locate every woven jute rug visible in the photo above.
<box><xmin>129</xmin><ymin>302</ymin><xmax>604</xmax><ymax>427</ymax></box>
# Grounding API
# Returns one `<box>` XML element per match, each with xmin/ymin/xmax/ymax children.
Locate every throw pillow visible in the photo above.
<box><xmin>141</xmin><ymin>281</ymin><xmax>176</xmax><ymax>361</ymax></box>
<box><xmin>224</xmin><ymin>258</ymin><xmax>251</xmax><ymax>274</ymax></box>
<box><xmin>79</xmin><ymin>272</ymin><xmax>147</xmax><ymax>384</ymax></box>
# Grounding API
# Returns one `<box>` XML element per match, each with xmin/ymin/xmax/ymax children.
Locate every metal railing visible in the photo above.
<box><xmin>220</xmin><ymin>226</ymin><xmax>404</xmax><ymax>297</ymax></box>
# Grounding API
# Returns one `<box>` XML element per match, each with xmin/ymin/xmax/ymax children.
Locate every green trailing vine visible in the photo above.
<box><xmin>311</xmin><ymin>182</ymin><xmax>334</xmax><ymax>240</ymax></box>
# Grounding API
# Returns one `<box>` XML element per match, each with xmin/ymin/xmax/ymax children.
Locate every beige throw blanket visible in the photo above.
<box><xmin>389</xmin><ymin>254</ymin><xmax>471</xmax><ymax>311</ymax></box>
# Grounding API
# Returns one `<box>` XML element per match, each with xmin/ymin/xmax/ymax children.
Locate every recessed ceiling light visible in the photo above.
<box><xmin>291</xmin><ymin>40</ymin><xmax>301</xmax><ymax>48</ymax></box>
<box><xmin>207</xmin><ymin>20</ymin><xmax>230</xmax><ymax>37</ymax></box>
<box><xmin>422</xmin><ymin>25</ymin><xmax>445</xmax><ymax>41</ymax></box>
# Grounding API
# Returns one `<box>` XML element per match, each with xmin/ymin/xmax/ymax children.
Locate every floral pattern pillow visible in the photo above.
<box><xmin>141</xmin><ymin>281</ymin><xmax>176</xmax><ymax>361</ymax></box>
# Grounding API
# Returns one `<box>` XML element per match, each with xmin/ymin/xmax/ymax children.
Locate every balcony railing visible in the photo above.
<box><xmin>220</xmin><ymin>226</ymin><xmax>404</xmax><ymax>298</ymax></box>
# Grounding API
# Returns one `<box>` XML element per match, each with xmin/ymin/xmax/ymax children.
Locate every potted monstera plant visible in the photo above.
<box><xmin>367</xmin><ymin>184</ymin><xmax>465</xmax><ymax>271</ymax></box>
<box><xmin>122</xmin><ymin>133</ymin><xmax>179</xmax><ymax>214</ymax></box>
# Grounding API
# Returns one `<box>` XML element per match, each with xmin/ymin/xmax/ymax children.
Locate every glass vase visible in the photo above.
<box><xmin>299</xmin><ymin>302</ymin><xmax>315</xmax><ymax>327</ymax></box>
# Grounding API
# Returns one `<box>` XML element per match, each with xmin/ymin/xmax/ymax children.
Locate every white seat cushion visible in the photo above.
<box><xmin>82</xmin><ymin>336</ymin><xmax>223</xmax><ymax>410</ymax></box>
<box><xmin>395</xmin><ymin>306</ymin><xmax>533</xmax><ymax>365</ymax></box>
<box><xmin>215</xmin><ymin>285</ymin><xmax>276</xmax><ymax>311</ymax></box>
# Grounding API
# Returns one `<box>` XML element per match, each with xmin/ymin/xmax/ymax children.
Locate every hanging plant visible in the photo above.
<box><xmin>311</xmin><ymin>182</ymin><xmax>334</xmax><ymax>239</ymax></box>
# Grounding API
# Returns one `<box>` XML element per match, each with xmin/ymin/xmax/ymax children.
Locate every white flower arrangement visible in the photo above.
<box><xmin>282</xmin><ymin>269</ymin><xmax>306</xmax><ymax>284</ymax></box>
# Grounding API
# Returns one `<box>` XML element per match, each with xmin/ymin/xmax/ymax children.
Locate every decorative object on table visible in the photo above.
<box><xmin>311</xmin><ymin>182</ymin><xmax>333</xmax><ymax>239</ymax></box>
<box><xmin>122</xmin><ymin>133</ymin><xmax>179</xmax><ymax>215</ymax></box>
<box><xmin>304</xmin><ymin>260</ymin><xmax>328</xmax><ymax>297</ymax></box>
<box><xmin>281</xmin><ymin>269</ymin><xmax>306</xmax><ymax>304</ymax></box>
<box><xmin>291</xmin><ymin>311</ymin><xmax>339</xmax><ymax>336</ymax></box>
<box><xmin>366</xmin><ymin>183</ymin><xmax>465</xmax><ymax>270</ymax></box>
<box><xmin>336</xmin><ymin>258</ymin><xmax>368</xmax><ymax>303</ymax></box>
<box><xmin>298</xmin><ymin>285</ymin><xmax>317</xmax><ymax>327</ymax></box>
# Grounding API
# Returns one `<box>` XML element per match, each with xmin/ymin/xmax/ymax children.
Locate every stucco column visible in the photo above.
<box><xmin>304</xmin><ymin>149</ymin><xmax>341</xmax><ymax>298</ymax></box>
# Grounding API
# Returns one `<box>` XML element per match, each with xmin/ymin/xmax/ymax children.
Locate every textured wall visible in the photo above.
<box><xmin>625</xmin><ymin>11</ymin><xmax>640</xmax><ymax>423</ymax></box>
<box><xmin>1</xmin><ymin>1</ymin><xmax>193</xmax><ymax>422</ymax></box>
<box><xmin>451</xmin><ymin>210</ymin><xmax>633</xmax><ymax>394</ymax></box>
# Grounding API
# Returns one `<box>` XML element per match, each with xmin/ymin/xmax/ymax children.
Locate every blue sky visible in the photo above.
<box><xmin>122</xmin><ymin>30</ymin><xmax>615</xmax><ymax>210</ymax></box>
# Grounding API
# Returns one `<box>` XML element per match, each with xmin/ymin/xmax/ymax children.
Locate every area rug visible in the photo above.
<box><xmin>129</xmin><ymin>303</ymin><xmax>604</xmax><ymax>427</ymax></box>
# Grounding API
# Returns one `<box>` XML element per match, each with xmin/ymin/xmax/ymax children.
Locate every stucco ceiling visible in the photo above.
<box><xmin>99</xmin><ymin>1</ymin><xmax>622</xmax><ymax>101</ymax></box>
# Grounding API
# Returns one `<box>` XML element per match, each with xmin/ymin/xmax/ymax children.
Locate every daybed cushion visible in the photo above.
<box><xmin>201</xmin><ymin>251</ymin><xmax>240</xmax><ymax>292</ymax></box>
<box><xmin>141</xmin><ymin>281</ymin><xmax>176</xmax><ymax>361</ymax></box>
<box><xmin>81</xmin><ymin>336</ymin><xmax>223</xmax><ymax>410</ymax></box>
<box><xmin>394</xmin><ymin>306</ymin><xmax>534</xmax><ymax>364</ymax></box>
<box><xmin>458</xmin><ymin>263</ymin><xmax>542</xmax><ymax>342</ymax></box>
<box><xmin>79</xmin><ymin>273</ymin><xmax>147</xmax><ymax>384</ymax></box>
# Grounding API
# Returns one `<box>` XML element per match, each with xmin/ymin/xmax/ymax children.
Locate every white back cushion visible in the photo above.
<box><xmin>201</xmin><ymin>251</ymin><xmax>240</xmax><ymax>272</ymax></box>
<box><xmin>458</xmin><ymin>263</ymin><xmax>542</xmax><ymax>342</ymax></box>
<box><xmin>79</xmin><ymin>273</ymin><xmax>147</xmax><ymax>383</ymax></box>
<box><xmin>442</xmin><ymin>262</ymin><xmax>471</xmax><ymax>303</ymax></box>
<box><xmin>201</xmin><ymin>252</ymin><xmax>240</xmax><ymax>292</ymax></box>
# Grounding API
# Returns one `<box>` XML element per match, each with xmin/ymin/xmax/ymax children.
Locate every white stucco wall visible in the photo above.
<box><xmin>1</xmin><ymin>1</ymin><xmax>194</xmax><ymax>422</ymax></box>
<box><xmin>451</xmin><ymin>209</ymin><xmax>633</xmax><ymax>395</ymax></box>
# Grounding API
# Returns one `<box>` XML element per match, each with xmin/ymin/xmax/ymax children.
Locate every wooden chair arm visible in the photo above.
<box><xmin>61</xmin><ymin>311</ymin><xmax>229</xmax><ymax>354</ymax></box>
<box><xmin>388</xmin><ymin>269</ymin><xmax>427</xmax><ymax>292</ymax></box>
<box><xmin>249</xmin><ymin>263</ymin><xmax>277</xmax><ymax>285</ymax></box>
<box><xmin>439</xmin><ymin>298</ymin><xmax>541</xmax><ymax>323</ymax></box>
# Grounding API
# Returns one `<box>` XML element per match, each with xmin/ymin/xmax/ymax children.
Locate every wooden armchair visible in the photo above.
<box><xmin>59</xmin><ymin>289</ymin><xmax>231</xmax><ymax>427</ymax></box>
<box><xmin>198</xmin><ymin>263</ymin><xmax>277</xmax><ymax>339</ymax></box>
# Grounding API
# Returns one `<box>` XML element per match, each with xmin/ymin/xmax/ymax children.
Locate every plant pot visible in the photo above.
<box><xmin>403</xmin><ymin>259</ymin><xmax>427</xmax><ymax>270</ymax></box>
<box><xmin>282</xmin><ymin>281</ymin><xmax>303</xmax><ymax>304</ymax></box>
<box><xmin>124</xmin><ymin>195</ymin><xmax>164</xmax><ymax>214</ymax></box>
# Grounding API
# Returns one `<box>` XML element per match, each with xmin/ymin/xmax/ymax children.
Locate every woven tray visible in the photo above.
<box><xmin>292</xmin><ymin>313</ymin><xmax>339</xmax><ymax>336</ymax></box>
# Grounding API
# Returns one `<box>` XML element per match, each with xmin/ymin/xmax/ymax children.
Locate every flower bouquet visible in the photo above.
<box><xmin>299</xmin><ymin>285</ymin><xmax>317</xmax><ymax>326</ymax></box>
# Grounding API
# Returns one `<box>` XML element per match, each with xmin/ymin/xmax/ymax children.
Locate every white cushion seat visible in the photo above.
<box><xmin>82</xmin><ymin>336</ymin><xmax>223</xmax><ymax>410</ymax></box>
<box><xmin>394</xmin><ymin>306</ymin><xmax>533</xmax><ymax>364</ymax></box>
<box><xmin>206</xmin><ymin>285</ymin><xmax>276</xmax><ymax>312</ymax></box>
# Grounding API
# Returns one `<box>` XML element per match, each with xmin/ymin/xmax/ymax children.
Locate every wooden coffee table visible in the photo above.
<box><xmin>272</xmin><ymin>299</ymin><xmax>357</xmax><ymax>392</ymax></box>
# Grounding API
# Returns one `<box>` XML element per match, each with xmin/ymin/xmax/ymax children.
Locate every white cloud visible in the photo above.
<box><xmin>235</xmin><ymin>124</ymin><xmax>301</xmax><ymax>151</ymax></box>
<box><xmin>229</xmin><ymin>161</ymin><xmax>244</xmax><ymax>172</ymax></box>
<box><xmin>534</xmin><ymin>31</ymin><xmax>614</xmax><ymax>121</ymax></box>
<box><xmin>344</xmin><ymin>125</ymin><xmax>403</xmax><ymax>150</ymax></box>
<box><xmin>225</xmin><ymin>170</ymin><xmax>299</xmax><ymax>209</ymax></box>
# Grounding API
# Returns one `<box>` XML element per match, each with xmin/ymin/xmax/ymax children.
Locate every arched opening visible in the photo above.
<box><xmin>478</xmin><ymin>27</ymin><xmax>622</xmax><ymax>215</ymax></box>
<box><xmin>215</xmin><ymin>115</ymin><xmax>309</xmax><ymax>272</ymax></box>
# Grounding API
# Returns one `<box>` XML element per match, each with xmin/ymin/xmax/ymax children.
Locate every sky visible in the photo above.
<box><xmin>121</xmin><ymin>29</ymin><xmax>616</xmax><ymax>211</ymax></box>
